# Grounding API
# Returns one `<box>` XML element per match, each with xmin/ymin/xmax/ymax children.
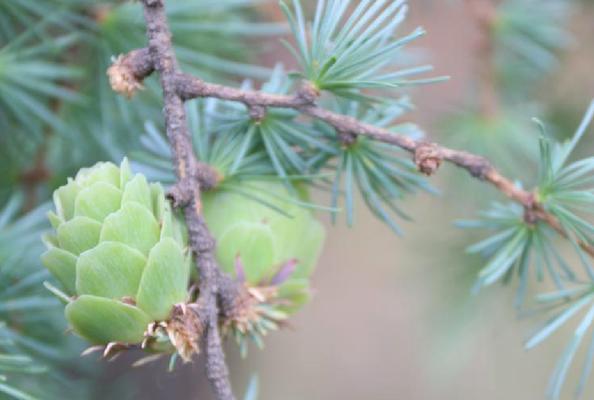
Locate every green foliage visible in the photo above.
<box><xmin>134</xmin><ymin>96</ymin><xmax>277</xmax><ymax>186</ymax></box>
<box><xmin>536</xmin><ymin>104</ymin><xmax>594</xmax><ymax>240</ymax></box>
<box><xmin>206</xmin><ymin>65</ymin><xmax>332</xmax><ymax>182</ymax></box>
<box><xmin>525</xmin><ymin>285</ymin><xmax>594</xmax><ymax>399</ymax></box>
<box><xmin>0</xmin><ymin>0</ymin><xmax>78</xmax><ymax>44</ymax></box>
<box><xmin>243</xmin><ymin>375</ymin><xmax>259</xmax><ymax>400</ymax></box>
<box><xmin>84</xmin><ymin>0</ymin><xmax>279</xmax><ymax>79</ymax></box>
<box><xmin>458</xmin><ymin>202</ymin><xmax>571</xmax><ymax>301</ymax></box>
<box><xmin>494</xmin><ymin>0</ymin><xmax>572</xmax><ymax>96</ymax></box>
<box><xmin>0</xmin><ymin>0</ymin><xmax>283</xmax><ymax>194</ymax></box>
<box><xmin>461</xmin><ymin>101</ymin><xmax>594</xmax><ymax>398</ymax></box>
<box><xmin>281</xmin><ymin>0</ymin><xmax>443</xmax><ymax>98</ymax></box>
<box><xmin>313</xmin><ymin>99</ymin><xmax>434</xmax><ymax>234</ymax></box>
<box><xmin>0</xmin><ymin>33</ymin><xmax>79</xmax><ymax>135</ymax></box>
<box><xmin>0</xmin><ymin>194</ymin><xmax>95</xmax><ymax>399</ymax></box>
<box><xmin>442</xmin><ymin>111</ymin><xmax>540</xmax><ymax>177</ymax></box>
<box><xmin>135</xmin><ymin>77</ymin><xmax>432</xmax><ymax>234</ymax></box>
<box><xmin>442</xmin><ymin>0</ymin><xmax>573</xmax><ymax>179</ymax></box>
<box><xmin>0</xmin><ymin>31</ymin><xmax>80</xmax><ymax>186</ymax></box>
<box><xmin>0</xmin><ymin>323</ymin><xmax>46</xmax><ymax>400</ymax></box>
<box><xmin>61</xmin><ymin>0</ymin><xmax>281</xmax><ymax>176</ymax></box>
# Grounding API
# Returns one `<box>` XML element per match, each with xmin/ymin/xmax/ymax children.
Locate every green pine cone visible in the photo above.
<box><xmin>42</xmin><ymin>160</ymin><xmax>192</xmax><ymax>354</ymax></box>
<box><xmin>203</xmin><ymin>181</ymin><xmax>326</xmax><ymax>312</ymax></box>
<box><xmin>202</xmin><ymin>180</ymin><xmax>325</xmax><ymax>355</ymax></box>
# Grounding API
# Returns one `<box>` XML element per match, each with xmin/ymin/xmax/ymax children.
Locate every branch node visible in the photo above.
<box><xmin>414</xmin><ymin>143</ymin><xmax>442</xmax><ymax>176</ymax></box>
<box><xmin>523</xmin><ymin>208</ymin><xmax>539</xmax><ymax>226</ymax></box>
<box><xmin>296</xmin><ymin>81</ymin><xmax>320</xmax><ymax>104</ymax></box>
<box><xmin>166</xmin><ymin>179</ymin><xmax>194</xmax><ymax>208</ymax></box>
<box><xmin>107</xmin><ymin>48</ymin><xmax>154</xmax><ymax>98</ymax></box>
<box><xmin>466</xmin><ymin>157</ymin><xmax>492</xmax><ymax>180</ymax></box>
<box><xmin>176</xmin><ymin>73</ymin><xmax>206</xmax><ymax>100</ymax></box>
<box><xmin>248</xmin><ymin>105</ymin><xmax>267</xmax><ymax>122</ymax></box>
<box><xmin>338</xmin><ymin>130</ymin><xmax>357</xmax><ymax>147</ymax></box>
<box><xmin>195</xmin><ymin>162</ymin><xmax>222</xmax><ymax>191</ymax></box>
<box><xmin>522</xmin><ymin>195</ymin><xmax>538</xmax><ymax>225</ymax></box>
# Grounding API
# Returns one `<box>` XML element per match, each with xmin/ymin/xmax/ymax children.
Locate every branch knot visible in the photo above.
<box><xmin>338</xmin><ymin>130</ymin><xmax>357</xmax><ymax>147</ymax></box>
<box><xmin>296</xmin><ymin>81</ymin><xmax>320</xmax><ymax>104</ymax></box>
<box><xmin>469</xmin><ymin>163</ymin><xmax>491</xmax><ymax>179</ymax></box>
<box><xmin>414</xmin><ymin>143</ymin><xmax>442</xmax><ymax>176</ymax></box>
<box><xmin>248</xmin><ymin>105</ymin><xmax>267</xmax><ymax>122</ymax></box>
<box><xmin>107</xmin><ymin>48</ymin><xmax>154</xmax><ymax>98</ymax></box>
<box><xmin>167</xmin><ymin>178</ymin><xmax>194</xmax><ymax>208</ymax></box>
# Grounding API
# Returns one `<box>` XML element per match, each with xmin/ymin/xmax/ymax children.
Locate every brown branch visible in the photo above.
<box><xmin>138</xmin><ymin>1</ymin><xmax>237</xmax><ymax>399</ymax></box>
<box><xmin>110</xmin><ymin>44</ymin><xmax>594</xmax><ymax>259</ymax></box>
<box><xmin>107</xmin><ymin>48</ymin><xmax>154</xmax><ymax>98</ymax></box>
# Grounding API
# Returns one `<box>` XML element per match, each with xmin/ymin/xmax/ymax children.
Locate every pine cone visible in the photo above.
<box><xmin>202</xmin><ymin>181</ymin><xmax>325</xmax><ymax>353</ymax></box>
<box><xmin>41</xmin><ymin>160</ymin><xmax>193</xmax><ymax>357</ymax></box>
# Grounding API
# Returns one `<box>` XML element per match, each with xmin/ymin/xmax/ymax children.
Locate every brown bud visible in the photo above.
<box><xmin>107</xmin><ymin>53</ymin><xmax>149</xmax><ymax>98</ymax></box>
<box><xmin>414</xmin><ymin>143</ymin><xmax>442</xmax><ymax>176</ymax></box>
<box><xmin>248</xmin><ymin>105</ymin><xmax>267</xmax><ymax>122</ymax></box>
<box><xmin>297</xmin><ymin>81</ymin><xmax>320</xmax><ymax>104</ymax></box>
<box><xmin>165</xmin><ymin>304</ymin><xmax>202</xmax><ymax>362</ymax></box>
<box><xmin>338</xmin><ymin>130</ymin><xmax>357</xmax><ymax>147</ymax></box>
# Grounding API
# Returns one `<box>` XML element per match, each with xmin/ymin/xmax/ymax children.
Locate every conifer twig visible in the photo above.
<box><xmin>110</xmin><ymin>45</ymin><xmax>594</xmax><ymax>258</ymax></box>
<box><xmin>107</xmin><ymin>1</ymin><xmax>594</xmax><ymax>398</ymax></box>
<box><xmin>138</xmin><ymin>1</ymin><xmax>236</xmax><ymax>399</ymax></box>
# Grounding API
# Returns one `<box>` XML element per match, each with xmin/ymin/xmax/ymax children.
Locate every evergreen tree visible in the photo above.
<box><xmin>1</xmin><ymin>1</ymin><xmax>594</xmax><ymax>399</ymax></box>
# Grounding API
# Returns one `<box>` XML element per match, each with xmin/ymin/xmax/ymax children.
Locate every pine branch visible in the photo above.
<box><xmin>107</xmin><ymin>1</ymin><xmax>592</xmax><ymax>399</ymax></box>
<box><xmin>110</xmin><ymin>45</ymin><xmax>594</xmax><ymax>261</ymax></box>
<box><xmin>137</xmin><ymin>1</ymin><xmax>238</xmax><ymax>399</ymax></box>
